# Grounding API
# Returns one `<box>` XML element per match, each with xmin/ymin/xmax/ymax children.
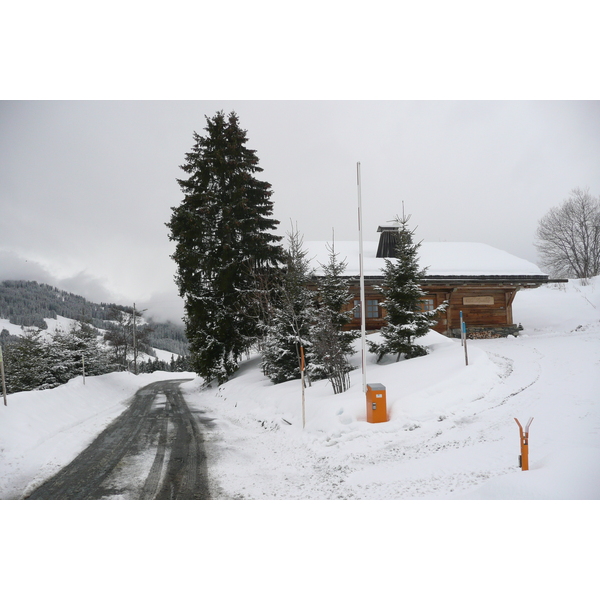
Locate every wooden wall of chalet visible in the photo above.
<box><xmin>422</xmin><ymin>286</ymin><xmax>518</xmax><ymax>335</ymax></box>
<box><xmin>344</xmin><ymin>283</ymin><xmax>387</xmax><ymax>331</ymax></box>
<box><xmin>342</xmin><ymin>280</ymin><xmax>519</xmax><ymax>335</ymax></box>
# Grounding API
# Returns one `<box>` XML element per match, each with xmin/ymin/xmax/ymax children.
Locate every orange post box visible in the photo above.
<box><xmin>366</xmin><ymin>383</ymin><xmax>387</xmax><ymax>423</ymax></box>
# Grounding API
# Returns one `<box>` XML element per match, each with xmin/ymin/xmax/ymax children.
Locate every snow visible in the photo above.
<box><xmin>42</xmin><ymin>315</ymin><xmax>80</xmax><ymax>338</ymax></box>
<box><xmin>161</xmin><ymin>278</ymin><xmax>596</xmax><ymax>502</ymax></box>
<box><xmin>2</xmin><ymin>278</ymin><xmax>599</xmax><ymax>597</ymax></box>
<box><xmin>0</xmin><ymin>317</ymin><xmax>28</xmax><ymax>337</ymax></box>
<box><xmin>1</xmin><ymin>315</ymin><xmax>179</xmax><ymax>361</ymax></box>
<box><xmin>1</xmin><ymin>278</ymin><xmax>598</xmax><ymax>501</ymax></box>
<box><xmin>150</xmin><ymin>347</ymin><xmax>179</xmax><ymax>362</ymax></box>
<box><xmin>0</xmin><ymin>315</ymin><xmax>94</xmax><ymax>340</ymax></box>
<box><xmin>0</xmin><ymin>370</ymin><xmax>196</xmax><ymax>499</ymax></box>
<box><xmin>304</xmin><ymin>240</ymin><xmax>546</xmax><ymax>276</ymax></box>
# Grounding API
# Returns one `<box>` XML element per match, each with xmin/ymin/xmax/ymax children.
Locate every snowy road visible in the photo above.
<box><xmin>25</xmin><ymin>379</ymin><xmax>211</xmax><ymax>500</ymax></box>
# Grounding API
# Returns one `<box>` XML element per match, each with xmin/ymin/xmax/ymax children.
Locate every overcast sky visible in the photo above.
<box><xmin>1</xmin><ymin>100</ymin><xmax>599</xmax><ymax>322</ymax></box>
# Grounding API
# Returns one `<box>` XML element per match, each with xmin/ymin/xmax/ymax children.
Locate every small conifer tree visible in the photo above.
<box><xmin>368</xmin><ymin>215</ymin><xmax>443</xmax><ymax>362</ymax></box>
<box><xmin>51</xmin><ymin>322</ymin><xmax>116</xmax><ymax>384</ymax></box>
<box><xmin>2</xmin><ymin>328</ymin><xmax>50</xmax><ymax>392</ymax></box>
<box><xmin>307</xmin><ymin>243</ymin><xmax>358</xmax><ymax>393</ymax></box>
<box><xmin>262</xmin><ymin>228</ymin><xmax>316</xmax><ymax>384</ymax></box>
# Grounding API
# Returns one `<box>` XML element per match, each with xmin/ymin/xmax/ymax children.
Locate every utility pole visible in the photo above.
<box><xmin>132</xmin><ymin>303</ymin><xmax>138</xmax><ymax>375</ymax></box>
<box><xmin>0</xmin><ymin>344</ymin><xmax>7</xmax><ymax>406</ymax></box>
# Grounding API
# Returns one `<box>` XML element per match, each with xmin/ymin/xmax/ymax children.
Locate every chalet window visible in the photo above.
<box><xmin>367</xmin><ymin>299</ymin><xmax>380</xmax><ymax>319</ymax></box>
<box><xmin>353</xmin><ymin>299</ymin><xmax>380</xmax><ymax>320</ymax></box>
<box><xmin>420</xmin><ymin>298</ymin><xmax>435</xmax><ymax>312</ymax></box>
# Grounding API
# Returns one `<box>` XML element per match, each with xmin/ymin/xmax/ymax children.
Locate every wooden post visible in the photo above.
<box><xmin>445</xmin><ymin>291</ymin><xmax>453</xmax><ymax>336</ymax></box>
<box><xmin>514</xmin><ymin>417</ymin><xmax>533</xmax><ymax>470</ymax></box>
<box><xmin>300</xmin><ymin>345</ymin><xmax>306</xmax><ymax>429</ymax></box>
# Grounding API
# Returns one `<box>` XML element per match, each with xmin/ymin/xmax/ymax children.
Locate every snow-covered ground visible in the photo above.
<box><xmin>0</xmin><ymin>314</ymin><xmax>178</xmax><ymax>363</ymax></box>
<box><xmin>1</xmin><ymin>278</ymin><xmax>598</xmax><ymax>500</ymax></box>
<box><xmin>184</xmin><ymin>278</ymin><xmax>600</xmax><ymax>500</ymax></box>
<box><xmin>3</xmin><ymin>279</ymin><xmax>598</xmax><ymax>598</ymax></box>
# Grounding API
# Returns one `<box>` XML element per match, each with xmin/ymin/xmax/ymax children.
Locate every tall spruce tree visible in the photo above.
<box><xmin>368</xmin><ymin>215</ymin><xmax>443</xmax><ymax>362</ymax></box>
<box><xmin>307</xmin><ymin>243</ymin><xmax>358</xmax><ymax>393</ymax></box>
<box><xmin>167</xmin><ymin>111</ymin><xmax>284</xmax><ymax>384</ymax></box>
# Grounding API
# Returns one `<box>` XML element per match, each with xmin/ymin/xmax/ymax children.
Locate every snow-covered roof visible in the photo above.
<box><xmin>304</xmin><ymin>241</ymin><xmax>546</xmax><ymax>278</ymax></box>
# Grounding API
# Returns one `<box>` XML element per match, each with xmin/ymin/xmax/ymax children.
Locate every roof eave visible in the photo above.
<box><xmin>312</xmin><ymin>274</ymin><xmax>555</xmax><ymax>287</ymax></box>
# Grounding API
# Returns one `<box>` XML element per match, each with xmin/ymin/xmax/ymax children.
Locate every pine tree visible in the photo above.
<box><xmin>368</xmin><ymin>215</ymin><xmax>444</xmax><ymax>362</ymax></box>
<box><xmin>51</xmin><ymin>322</ymin><xmax>116</xmax><ymax>385</ymax></box>
<box><xmin>167</xmin><ymin>111</ymin><xmax>284</xmax><ymax>385</ymax></box>
<box><xmin>262</xmin><ymin>228</ymin><xmax>316</xmax><ymax>384</ymax></box>
<box><xmin>2</xmin><ymin>328</ymin><xmax>50</xmax><ymax>392</ymax></box>
<box><xmin>307</xmin><ymin>243</ymin><xmax>358</xmax><ymax>393</ymax></box>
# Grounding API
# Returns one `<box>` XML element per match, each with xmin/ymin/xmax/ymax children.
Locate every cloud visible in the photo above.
<box><xmin>2</xmin><ymin>100</ymin><xmax>600</xmax><ymax>327</ymax></box>
<box><xmin>143</xmin><ymin>289</ymin><xmax>185</xmax><ymax>324</ymax></box>
<box><xmin>0</xmin><ymin>248</ymin><xmax>134</xmax><ymax>309</ymax></box>
<box><xmin>57</xmin><ymin>271</ymin><xmax>124</xmax><ymax>305</ymax></box>
<box><xmin>0</xmin><ymin>249</ymin><xmax>58</xmax><ymax>285</ymax></box>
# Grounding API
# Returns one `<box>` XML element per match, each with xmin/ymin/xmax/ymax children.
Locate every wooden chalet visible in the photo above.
<box><xmin>307</xmin><ymin>227</ymin><xmax>565</xmax><ymax>338</ymax></box>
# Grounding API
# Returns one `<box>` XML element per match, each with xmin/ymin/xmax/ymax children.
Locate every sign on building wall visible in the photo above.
<box><xmin>463</xmin><ymin>296</ymin><xmax>495</xmax><ymax>306</ymax></box>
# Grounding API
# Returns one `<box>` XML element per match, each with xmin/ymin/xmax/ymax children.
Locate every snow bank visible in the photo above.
<box><xmin>180</xmin><ymin>277</ymin><xmax>600</xmax><ymax>500</ymax></box>
<box><xmin>459</xmin><ymin>446</ymin><xmax>600</xmax><ymax>499</ymax></box>
<box><xmin>514</xmin><ymin>278</ymin><xmax>600</xmax><ymax>334</ymax></box>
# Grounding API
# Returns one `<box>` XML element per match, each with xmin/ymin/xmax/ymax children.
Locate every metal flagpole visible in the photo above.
<box><xmin>357</xmin><ymin>162</ymin><xmax>367</xmax><ymax>394</ymax></box>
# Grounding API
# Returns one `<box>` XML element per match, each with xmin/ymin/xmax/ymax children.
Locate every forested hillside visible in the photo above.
<box><xmin>0</xmin><ymin>280</ymin><xmax>188</xmax><ymax>355</ymax></box>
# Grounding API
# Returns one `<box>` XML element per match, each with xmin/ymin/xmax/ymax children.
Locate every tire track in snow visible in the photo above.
<box><xmin>475</xmin><ymin>344</ymin><xmax>544</xmax><ymax>412</ymax></box>
<box><xmin>25</xmin><ymin>379</ymin><xmax>209</xmax><ymax>500</ymax></box>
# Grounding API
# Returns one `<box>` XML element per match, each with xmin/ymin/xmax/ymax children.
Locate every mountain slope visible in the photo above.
<box><xmin>0</xmin><ymin>280</ymin><xmax>188</xmax><ymax>355</ymax></box>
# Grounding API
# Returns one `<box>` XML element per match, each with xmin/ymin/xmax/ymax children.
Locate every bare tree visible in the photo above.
<box><xmin>535</xmin><ymin>188</ymin><xmax>600</xmax><ymax>281</ymax></box>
